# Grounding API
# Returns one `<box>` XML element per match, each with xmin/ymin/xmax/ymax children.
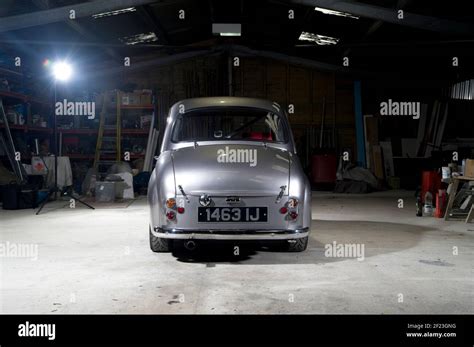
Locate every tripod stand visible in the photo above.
<box><xmin>35</xmin><ymin>155</ymin><xmax>95</xmax><ymax>214</ymax></box>
<box><xmin>36</xmin><ymin>81</ymin><xmax>95</xmax><ymax>215</ymax></box>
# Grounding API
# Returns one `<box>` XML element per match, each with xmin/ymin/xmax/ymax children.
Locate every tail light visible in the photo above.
<box><xmin>289</xmin><ymin>211</ymin><xmax>298</xmax><ymax>220</ymax></box>
<box><xmin>279</xmin><ymin>207</ymin><xmax>288</xmax><ymax>214</ymax></box>
<box><xmin>177</xmin><ymin>207</ymin><xmax>185</xmax><ymax>214</ymax></box>
<box><xmin>166</xmin><ymin>211</ymin><xmax>176</xmax><ymax>220</ymax></box>
<box><xmin>166</xmin><ymin>198</ymin><xmax>176</xmax><ymax>209</ymax></box>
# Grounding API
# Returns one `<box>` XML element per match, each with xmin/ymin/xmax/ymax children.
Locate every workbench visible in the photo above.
<box><xmin>444</xmin><ymin>176</ymin><xmax>474</xmax><ymax>223</ymax></box>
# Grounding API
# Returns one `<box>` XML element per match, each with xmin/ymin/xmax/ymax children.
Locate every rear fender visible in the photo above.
<box><xmin>148</xmin><ymin>151</ymin><xmax>176</xmax><ymax>227</ymax></box>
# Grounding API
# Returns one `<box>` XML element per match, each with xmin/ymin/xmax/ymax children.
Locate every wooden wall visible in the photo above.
<box><xmin>234</xmin><ymin>57</ymin><xmax>356</xmax><ymax>159</ymax></box>
<box><xmin>97</xmin><ymin>54</ymin><xmax>356</xmax><ymax>163</ymax></box>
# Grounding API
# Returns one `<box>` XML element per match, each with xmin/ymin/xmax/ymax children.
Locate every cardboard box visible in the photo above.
<box><xmin>464</xmin><ymin>159</ymin><xmax>474</xmax><ymax>178</ymax></box>
<box><xmin>121</xmin><ymin>92</ymin><xmax>141</xmax><ymax>105</ymax></box>
<box><xmin>121</xmin><ymin>94</ymin><xmax>130</xmax><ymax>105</ymax></box>
<box><xmin>130</xmin><ymin>92</ymin><xmax>141</xmax><ymax>105</ymax></box>
<box><xmin>140</xmin><ymin>93</ymin><xmax>152</xmax><ymax>105</ymax></box>
<box><xmin>98</xmin><ymin>91</ymin><xmax>117</xmax><ymax>108</ymax></box>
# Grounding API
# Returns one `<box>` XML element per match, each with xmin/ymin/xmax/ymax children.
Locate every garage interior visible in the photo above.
<box><xmin>0</xmin><ymin>0</ymin><xmax>473</xmax><ymax>314</ymax></box>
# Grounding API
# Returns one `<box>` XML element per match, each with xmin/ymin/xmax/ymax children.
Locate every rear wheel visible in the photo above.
<box><xmin>149</xmin><ymin>227</ymin><xmax>172</xmax><ymax>252</ymax></box>
<box><xmin>286</xmin><ymin>236</ymin><xmax>308</xmax><ymax>252</ymax></box>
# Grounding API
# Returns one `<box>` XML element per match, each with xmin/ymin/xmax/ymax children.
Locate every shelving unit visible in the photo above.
<box><xmin>0</xmin><ymin>124</ymin><xmax>53</xmax><ymax>134</ymax></box>
<box><xmin>59</xmin><ymin>89</ymin><xmax>155</xmax><ymax>165</ymax></box>
<box><xmin>0</xmin><ymin>75</ymin><xmax>155</xmax><ymax>189</ymax></box>
<box><xmin>0</xmin><ymin>80</ymin><xmax>53</xmax><ymax>163</ymax></box>
<box><xmin>0</xmin><ymin>90</ymin><xmax>50</xmax><ymax>107</ymax></box>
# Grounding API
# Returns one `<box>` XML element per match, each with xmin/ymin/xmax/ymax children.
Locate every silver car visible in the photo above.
<box><xmin>148</xmin><ymin>97</ymin><xmax>311</xmax><ymax>252</ymax></box>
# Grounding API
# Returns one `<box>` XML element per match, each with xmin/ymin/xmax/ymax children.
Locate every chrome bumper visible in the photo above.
<box><xmin>152</xmin><ymin>227</ymin><xmax>309</xmax><ymax>240</ymax></box>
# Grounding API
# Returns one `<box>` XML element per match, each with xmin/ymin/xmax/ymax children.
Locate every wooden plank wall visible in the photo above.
<box><xmin>234</xmin><ymin>57</ymin><xmax>356</xmax><ymax>157</ymax></box>
<box><xmin>97</xmin><ymin>55</ymin><xmax>356</xmax><ymax>158</ymax></box>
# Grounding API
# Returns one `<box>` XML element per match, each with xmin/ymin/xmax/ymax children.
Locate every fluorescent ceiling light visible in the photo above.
<box><xmin>314</xmin><ymin>7</ymin><xmax>359</xmax><ymax>19</ymax></box>
<box><xmin>212</xmin><ymin>23</ymin><xmax>241</xmax><ymax>37</ymax></box>
<box><xmin>92</xmin><ymin>7</ymin><xmax>136</xmax><ymax>19</ymax></box>
<box><xmin>298</xmin><ymin>32</ymin><xmax>339</xmax><ymax>45</ymax></box>
<box><xmin>220</xmin><ymin>33</ymin><xmax>241</xmax><ymax>37</ymax></box>
<box><xmin>119</xmin><ymin>32</ymin><xmax>158</xmax><ymax>45</ymax></box>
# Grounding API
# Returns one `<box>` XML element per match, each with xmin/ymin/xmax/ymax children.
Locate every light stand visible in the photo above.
<box><xmin>36</xmin><ymin>63</ymin><xmax>94</xmax><ymax>214</ymax></box>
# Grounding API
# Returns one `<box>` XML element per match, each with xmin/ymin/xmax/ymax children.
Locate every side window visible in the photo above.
<box><xmin>265</xmin><ymin>113</ymin><xmax>282</xmax><ymax>141</ymax></box>
<box><xmin>171</xmin><ymin>117</ymin><xmax>182</xmax><ymax>142</ymax></box>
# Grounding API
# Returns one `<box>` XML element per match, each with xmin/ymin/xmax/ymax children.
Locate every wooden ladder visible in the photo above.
<box><xmin>93</xmin><ymin>91</ymin><xmax>121</xmax><ymax>178</ymax></box>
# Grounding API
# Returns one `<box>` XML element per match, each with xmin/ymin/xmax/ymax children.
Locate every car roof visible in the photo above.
<box><xmin>169</xmin><ymin>97</ymin><xmax>283</xmax><ymax>115</ymax></box>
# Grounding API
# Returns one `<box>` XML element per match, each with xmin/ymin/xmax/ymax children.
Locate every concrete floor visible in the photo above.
<box><xmin>1</xmin><ymin>191</ymin><xmax>473</xmax><ymax>314</ymax></box>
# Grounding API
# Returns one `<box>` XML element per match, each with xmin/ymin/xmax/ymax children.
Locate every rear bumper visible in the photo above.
<box><xmin>152</xmin><ymin>227</ymin><xmax>309</xmax><ymax>240</ymax></box>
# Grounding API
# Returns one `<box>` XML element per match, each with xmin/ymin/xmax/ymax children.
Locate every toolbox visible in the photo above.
<box><xmin>1</xmin><ymin>182</ymin><xmax>38</xmax><ymax>210</ymax></box>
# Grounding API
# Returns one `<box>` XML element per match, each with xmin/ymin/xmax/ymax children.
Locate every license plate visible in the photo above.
<box><xmin>198</xmin><ymin>207</ymin><xmax>268</xmax><ymax>222</ymax></box>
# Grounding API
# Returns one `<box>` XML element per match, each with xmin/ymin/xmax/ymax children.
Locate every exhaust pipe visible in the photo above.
<box><xmin>184</xmin><ymin>240</ymin><xmax>197</xmax><ymax>251</ymax></box>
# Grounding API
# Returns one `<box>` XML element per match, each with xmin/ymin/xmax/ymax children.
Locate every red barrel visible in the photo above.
<box><xmin>311</xmin><ymin>154</ymin><xmax>337</xmax><ymax>184</ymax></box>
<box><xmin>421</xmin><ymin>170</ymin><xmax>441</xmax><ymax>203</ymax></box>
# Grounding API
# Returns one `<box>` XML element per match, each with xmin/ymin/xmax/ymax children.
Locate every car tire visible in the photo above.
<box><xmin>287</xmin><ymin>236</ymin><xmax>308</xmax><ymax>252</ymax></box>
<box><xmin>149</xmin><ymin>227</ymin><xmax>172</xmax><ymax>252</ymax></box>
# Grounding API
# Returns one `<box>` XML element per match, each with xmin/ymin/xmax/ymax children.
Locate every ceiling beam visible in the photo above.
<box><xmin>291</xmin><ymin>0</ymin><xmax>474</xmax><ymax>34</ymax></box>
<box><xmin>89</xmin><ymin>44</ymin><xmax>370</xmax><ymax>79</ymax></box>
<box><xmin>0</xmin><ymin>0</ymin><xmax>158</xmax><ymax>33</ymax></box>
<box><xmin>227</xmin><ymin>44</ymin><xmax>369</xmax><ymax>76</ymax></box>
<box><xmin>90</xmin><ymin>49</ymin><xmax>217</xmax><ymax>78</ymax></box>
<box><xmin>361</xmin><ymin>0</ymin><xmax>412</xmax><ymax>39</ymax></box>
<box><xmin>343</xmin><ymin>0</ymin><xmax>411</xmax><ymax>56</ymax></box>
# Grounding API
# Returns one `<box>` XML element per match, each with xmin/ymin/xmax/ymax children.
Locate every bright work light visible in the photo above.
<box><xmin>52</xmin><ymin>61</ymin><xmax>73</xmax><ymax>82</ymax></box>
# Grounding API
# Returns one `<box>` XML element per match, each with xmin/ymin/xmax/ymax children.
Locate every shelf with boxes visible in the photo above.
<box><xmin>0</xmin><ymin>69</ymin><xmax>52</xmax><ymax>130</ymax></box>
<box><xmin>0</xmin><ymin>90</ymin><xmax>50</xmax><ymax>107</ymax></box>
<box><xmin>0</xmin><ymin>90</ymin><xmax>52</xmax><ymax>129</ymax></box>
<box><xmin>0</xmin><ymin>124</ymin><xmax>53</xmax><ymax>133</ymax></box>
<box><xmin>59</xmin><ymin>89</ymin><xmax>155</xmax><ymax>162</ymax></box>
<box><xmin>0</xmin><ymin>81</ymin><xmax>53</xmax><ymax>164</ymax></box>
